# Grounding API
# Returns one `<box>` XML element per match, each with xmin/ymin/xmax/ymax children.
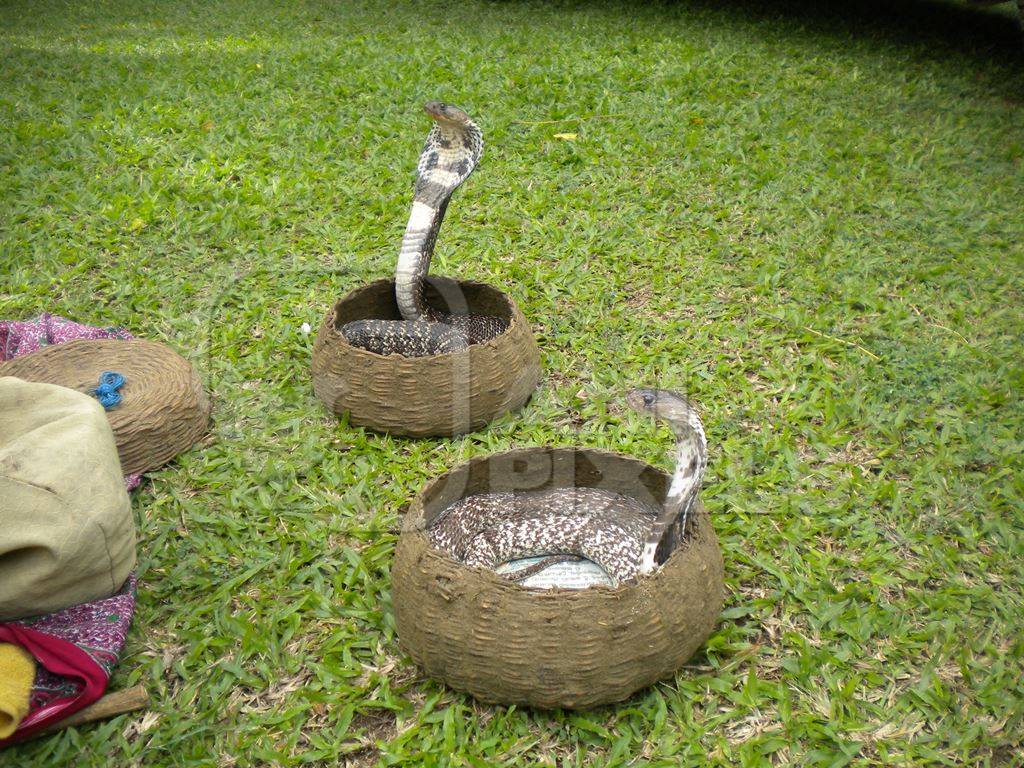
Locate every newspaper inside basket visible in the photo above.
<box><xmin>496</xmin><ymin>556</ymin><xmax>615</xmax><ymax>589</ymax></box>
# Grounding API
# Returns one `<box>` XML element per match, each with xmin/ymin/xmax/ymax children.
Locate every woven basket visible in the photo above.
<box><xmin>392</xmin><ymin>446</ymin><xmax>725</xmax><ymax>709</ymax></box>
<box><xmin>0</xmin><ymin>338</ymin><xmax>210</xmax><ymax>475</ymax></box>
<box><xmin>312</xmin><ymin>277</ymin><xmax>541</xmax><ymax>437</ymax></box>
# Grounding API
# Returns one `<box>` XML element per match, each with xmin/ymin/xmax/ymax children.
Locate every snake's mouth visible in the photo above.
<box><xmin>424</xmin><ymin>100</ymin><xmax>471</xmax><ymax>125</ymax></box>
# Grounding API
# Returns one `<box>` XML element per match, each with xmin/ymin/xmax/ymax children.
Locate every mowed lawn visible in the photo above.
<box><xmin>1</xmin><ymin>0</ymin><xmax>1023</xmax><ymax>765</ymax></box>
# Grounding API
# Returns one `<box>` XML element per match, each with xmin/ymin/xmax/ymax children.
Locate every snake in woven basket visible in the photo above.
<box><xmin>428</xmin><ymin>389</ymin><xmax>708</xmax><ymax>585</ymax></box>
<box><xmin>341</xmin><ymin>101</ymin><xmax>509</xmax><ymax>356</ymax></box>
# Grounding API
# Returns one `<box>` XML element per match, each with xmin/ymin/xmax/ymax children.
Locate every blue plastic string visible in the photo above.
<box><xmin>93</xmin><ymin>371</ymin><xmax>125</xmax><ymax>410</ymax></box>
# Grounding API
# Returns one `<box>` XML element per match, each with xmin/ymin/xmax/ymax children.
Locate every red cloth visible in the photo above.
<box><xmin>0</xmin><ymin>626</ymin><xmax>107</xmax><ymax>740</ymax></box>
<box><xmin>0</xmin><ymin>575</ymin><xmax>136</xmax><ymax>746</ymax></box>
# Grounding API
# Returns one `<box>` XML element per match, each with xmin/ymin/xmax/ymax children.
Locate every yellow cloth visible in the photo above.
<box><xmin>0</xmin><ymin>642</ymin><xmax>35</xmax><ymax>738</ymax></box>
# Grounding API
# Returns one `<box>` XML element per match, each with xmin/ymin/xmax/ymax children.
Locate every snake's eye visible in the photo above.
<box><xmin>642</xmin><ymin>393</ymin><xmax>655</xmax><ymax>407</ymax></box>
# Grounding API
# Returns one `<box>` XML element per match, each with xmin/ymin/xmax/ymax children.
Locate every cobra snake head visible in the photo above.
<box><xmin>626</xmin><ymin>388</ymin><xmax>703</xmax><ymax>436</ymax></box>
<box><xmin>419</xmin><ymin>100</ymin><xmax>483</xmax><ymax>184</ymax></box>
<box><xmin>424</xmin><ymin>100</ymin><xmax>473</xmax><ymax>127</ymax></box>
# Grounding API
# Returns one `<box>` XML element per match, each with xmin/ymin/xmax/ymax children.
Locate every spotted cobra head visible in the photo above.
<box><xmin>417</xmin><ymin>100</ymin><xmax>483</xmax><ymax>198</ymax></box>
<box><xmin>626</xmin><ymin>389</ymin><xmax>701</xmax><ymax>434</ymax></box>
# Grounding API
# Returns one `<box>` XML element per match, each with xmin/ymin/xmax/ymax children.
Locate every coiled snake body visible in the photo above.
<box><xmin>342</xmin><ymin>102</ymin><xmax>508</xmax><ymax>356</ymax></box>
<box><xmin>428</xmin><ymin>390</ymin><xmax>708</xmax><ymax>585</ymax></box>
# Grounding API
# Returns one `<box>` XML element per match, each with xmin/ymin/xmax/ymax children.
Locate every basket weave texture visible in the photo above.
<box><xmin>0</xmin><ymin>338</ymin><xmax>210</xmax><ymax>475</ymax></box>
<box><xmin>392</xmin><ymin>446</ymin><xmax>724</xmax><ymax>709</ymax></box>
<box><xmin>312</xmin><ymin>277</ymin><xmax>541</xmax><ymax>437</ymax></box>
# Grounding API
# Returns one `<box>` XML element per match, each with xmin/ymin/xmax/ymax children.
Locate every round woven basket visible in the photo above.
<box><xmin>0</xmin><ymin>338</ymin><xmax>210</xmax><ymax>475</ymax></box>
<box><xmin>392</xmin><ymin>446</ymin><xmax>725</xmax><ymax>709</ymax></box>
<box><xmin>312</xmin><ymin>277</ymin><xmax>541</xmax><ymax>437</ymax></box>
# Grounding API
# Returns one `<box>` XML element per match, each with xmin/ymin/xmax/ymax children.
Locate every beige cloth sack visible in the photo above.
<box><xmin>0</xmin><ymin>377</ymin><xmax>136</xmax><ymax>620</ymax></box>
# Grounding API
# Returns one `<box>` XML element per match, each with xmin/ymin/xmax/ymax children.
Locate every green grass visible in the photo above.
<box><xmin>1</xmin><ymin>0</ymin><xmax>1023</xmax><ymax>765</ymax></box>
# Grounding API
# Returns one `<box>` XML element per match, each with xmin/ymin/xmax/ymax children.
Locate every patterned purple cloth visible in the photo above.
<box><xmin>22</xmin><ymin>575</ymin><xmax>137</xmax><ymax>714</ymax></box>
<box><xmin>0</xmin><ymin>312</ymin><xmax>142</xmax><ymax>489</ymax></box>
<box><xmin>0</xmin><ymin>312</ymin><xmax>131</xmax><ymax>359</ymax></box>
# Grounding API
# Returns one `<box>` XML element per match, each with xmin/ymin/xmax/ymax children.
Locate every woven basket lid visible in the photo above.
<box><xmin>0</xmin><ymin>338</ymin><xmax>210</xmax><ymax>475</ymax></box>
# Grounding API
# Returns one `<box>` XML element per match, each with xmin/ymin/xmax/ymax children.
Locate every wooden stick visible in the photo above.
<box><xmin>30</xmin><ymin>685</ymin><xmax>149</xmax><ymax>739</ymax></box>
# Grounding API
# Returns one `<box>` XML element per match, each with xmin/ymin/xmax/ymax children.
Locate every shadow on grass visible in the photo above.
<box><xmin>485</xmin><ymin>0</ymin><xmax>1024</xmax><ymax>66</ymax></box>
<box><xmin>671</xmin><ymin>0</ymin><xmax>1023</xmax><ymax>59</ymax></box>
<box><xmin>5</xmin><ymin>0</ymin><xmax>1023</xmax><ymax>56</ymax></box>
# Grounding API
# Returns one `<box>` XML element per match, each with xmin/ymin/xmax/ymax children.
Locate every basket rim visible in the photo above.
<box><xmin>402</xmin><ymin>444</ymin><xmax>711</xmax><ymax>595</ymax></box>
<box><xmin>324</xmin><ymin>276</ymin><xmax>526</xmax><ymax>361</ymax></box>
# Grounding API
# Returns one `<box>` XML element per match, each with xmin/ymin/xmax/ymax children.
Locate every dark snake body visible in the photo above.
<box><xmin>342</xmin><ymin>102</ymin><xmax>508</xmax><ymax>356</ymax></box>
<box><xmin>427</xmin><ymin>390</ymin><xmax>708</xmax><ymax>586</ymax></box>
